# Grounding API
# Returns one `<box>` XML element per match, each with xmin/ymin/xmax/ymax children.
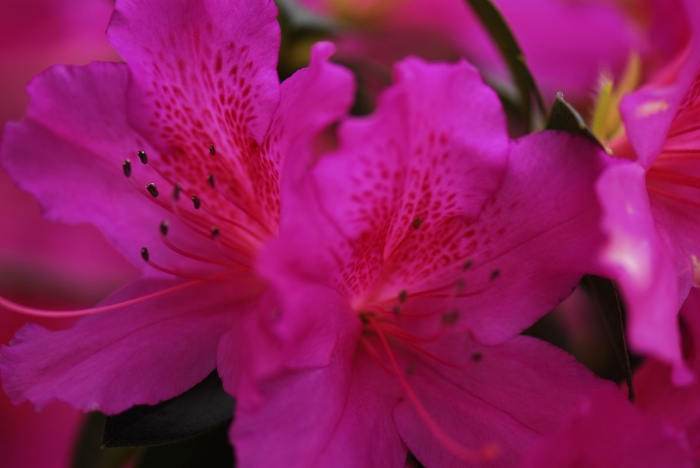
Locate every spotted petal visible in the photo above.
<box><xmin>108</xmin><ymin>0</ymin><xmax>283</xmax><ymax>232</ymax></box>
<box><xmin>394</xmin><ymin>335</ymin><xmax>614</xmax><ymax>468</ymax></box>
<box><xmin>0</xmin><ymin>62</ymin><xmax>210</xmax><ymax>273</ymax></box>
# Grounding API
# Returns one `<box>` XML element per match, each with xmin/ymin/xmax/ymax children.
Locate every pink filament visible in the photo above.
<box><xmin>367</xmin><ymin>316</ymin><xmax>498</xmax><ymax>463</ymax></box>
<box><xmin>0</xmin><ymin>270</ymin><xmax>246</xmax><ymax>318</ymax></box>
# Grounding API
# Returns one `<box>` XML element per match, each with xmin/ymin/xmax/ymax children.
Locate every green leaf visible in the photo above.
<box><xmin>583</xmin><ymin>275</ymin><xmax>635</xmax><ymax>402</ymax></box>
<box><xmin>546</xmin><ymin>92</ymin><xmax>604</xmax><ymax>149</ymax></box>
<box><xmin>73</xmin><ymin>413</ymin><xmax>141</xmax><ymax>468</ymax></box>
<box><xmin>464</xmin><ymin>0</ymin><xmax>545</xmax><ymax>128</ymax></box>
<box><xmin>103</xmin><ymin>372</ymin><xmax>235</xmax><ymax>448</ymax></box>
<box><xmin>135</xmin><ymin>424</ymin><xmax>234</xmax><ymax>468</ymax></box>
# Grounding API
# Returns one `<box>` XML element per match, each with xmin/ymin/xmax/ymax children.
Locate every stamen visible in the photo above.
<box><xmin>130</xmin><ymin>148</ymin><xmax>274</xmax><ymax>240</ymax></box>
<box><xmin>160</xmin><ymin>220</ymin><xmax>169</xmax><ymax>236</ymax></box>
<box><xmin>161</xmin><ymin>234</ymin><xmax>243</xmax><ymax>267</ymax></box>
<box><xmin>410</xmin><ymin>283</ymin><xmax>488</xmax><ymax>300</ymax></box>
<box><xmin>655</xmin><ymin>153</ymin><xmax>700</xmax><ymax>162</ymax></box>
<box><xmin>398</xmin><ymin>289</ymin><xmax>408</xmax><ymax>303</ymax></box>
<box><xmin>0</xmin><ymin>270</ymin><xmax>242</xmax><ymax>318</ymax></box>
<box><xmin>441</xmin><ymin>310</ymin><xmax>459</xmax><ymax>325</ymax></box>
<box><xmin>647</xmin><ymin>186</ymin><xmax>700</xmax><ymax>208</ymax></box>
<box><xmin>122</xmin><ymin>159</ymin><xmax>132</xmax><ymax>177</ymax></box>
<box><xmin>360</xmin><ymin>337</ymin><xmax>395</xmax><ymax>375</ymax></box>
<box><xmin>385</xmin><ymin>329</ymin><xmax>465</xmax><ymax>370</ymax></box>
<box><xmin>368</xmin><ymin>316</ymin><xmax>499</xmax><ymax>463</ymax></box>
<box><xmin>198</xmin><ymin>200</ymin><xmax>266</xmax><ymax>241</ymax></box>
<box><xmin>660</xmin><ymin>147</ymin><xmax>700</xmax><ymax>155</ymax></box>
<box><xmin>647</xmin><ymin>167</ymin><xmax>700</xmax><ymax>189</ymax></box>
<box><xmin>140</xmin><ymin>246</ymin><xmax>245</xmax><ymax>279</ymax></box>
<box><xmin>378</xmin><ymin>322</ymin><xmax>431</xmax><ymax>344</ymax></box>
<box><xmin>667</xmin><ymin>123</ymin><xmax>700</xmax><ymax>138</ymax></box>
<box><xmin>146</xmin><ymin>183</ymin><xmax>159</xmax><ymax>198</ymax></box>
<box><xmin>209</xmin><ymin>185</ymin><xmax>274</xmax><ymax>236</ymax></box>
<box><xmin>167</xmin><ymin>189</ymin><xmax>258</xmax><ymax>258</ymax></box>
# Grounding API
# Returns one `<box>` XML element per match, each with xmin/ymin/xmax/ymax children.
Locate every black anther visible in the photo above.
<box><xmin>122</xmin><ymin>159</ymin><xmax>132</xmax><ymax>177</ymax></box>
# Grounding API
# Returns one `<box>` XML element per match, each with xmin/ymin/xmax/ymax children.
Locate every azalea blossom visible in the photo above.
<box><xmin>0</xmin><ymin>0</ymin><xmax>353</xmax><ymax>415</ymax></box>
<box><xmin>595</xmin><ymin>0</ymin><xmax>700</xmax><ymax>382</ymax></box>
<box><xmin>228</xmin><ymin>51</ymin><xmax>616</xmax><ymax>464</ymax></box>
<box><xmin>1</xmin><ymin>0</ymin><xmax>617</xmax><ymax>466</ymax></box>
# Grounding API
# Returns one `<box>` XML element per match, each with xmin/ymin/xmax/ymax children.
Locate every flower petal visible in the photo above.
<box><xmin>308</xmin><ymin>57</ymin><xmax>509</xmax><ymax>299</ymax></box>
<box><xmin>634</xmin><ymin>288</ymin><xmax>700</xmax><ymax>451</ymax></box>
<box><xmin>520</xmin><ymin>390</ymin><xmax>694</xmax><ymax>468</ymax></box>
<box><xmin>447</xmin><ymin>132</ymin><xmax>610</xmax><ymax>344</ymax></box>
<box><xmin>108</xmin><ymin>0</ymin><xmax>283</xmax><ymax>230</ymax></box>
<box><xmin>619</xmin><ymin>0</ymin><xmax>700</xmax><ymax>169</ymax></box>
<box><xmin>0</xmin><ymin>62</ymin><xmax>220</xmax><ymax>273</ymax></box>
<box><xmin>597</xmin><ymin>161</ymin><xmax>693</xmax><ymax>383</ymax></box>
<box><xmin>218</xmin><ymin>283</ymin><xmax>360</xmax><ymax>409</ymax></box>
<box><xmin>270</xmin><ymin>41</ymin><xmax>355</xmax><ymax>194</ymax></box>
<box><xmin>394</xmin><ymin>335</ymin><xmax>614</xmax><ymax>468</ymax></box>
<box><xmin>229</xmin><ymin>340</ymin><xmax>406</xmax><ymax>468</ymax></box>
<box><xmin>0</xmin><ymin>278</ymin><xmax>247</xmax><ymax>414</ymax></box>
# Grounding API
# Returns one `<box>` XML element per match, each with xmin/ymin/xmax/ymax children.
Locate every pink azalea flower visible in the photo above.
<box><xmin>223</xmin><ymin>54</ymin><xmax>616</xmax><ymax>465</ymax></box>
<box><xmin>596</xmin><ymin>0</ymin><xmax>700</xmax><ymax>382</ymax></box>
<box><xmin>0</xmin><ymin>0</ymin><xmax>613</xmax><ymax>466</ymax></box>
<box><xmin>0</xmin><ymin>0</ymin><xmax>354</xmax><ymax>416</ymax></box>
<box><xmin>520</xmin><ymin>389</ymin><xmax>694</xmax><ymax>468</ymax></box>
<box><xmin>296</xmin><ymin>0</ymin><xmax>649</xmax><ymax>104</ymax></box>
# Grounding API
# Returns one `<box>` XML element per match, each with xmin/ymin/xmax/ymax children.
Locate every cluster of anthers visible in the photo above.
<box><xmin>0</xmin><ymin>143</ymin><xmax>503</xmax><ymax>463</ymax></box>
<box><xmin>0</xmin><ymin>144</ymin><xmax>271</xmax><ymax>318</ymax></box>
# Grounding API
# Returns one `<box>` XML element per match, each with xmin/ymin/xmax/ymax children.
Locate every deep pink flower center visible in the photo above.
<box><xmin>352</xmin><ymin>263</ymin><xmax>499</xmax><ymax>463</ymax></box>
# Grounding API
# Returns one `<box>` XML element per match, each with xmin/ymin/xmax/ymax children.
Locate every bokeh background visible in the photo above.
<box><xmin>0</xmin><ymin>1</ymin><xmax>139</xmax><ymax>467</ymax></box>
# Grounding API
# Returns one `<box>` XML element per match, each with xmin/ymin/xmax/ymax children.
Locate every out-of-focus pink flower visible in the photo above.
<box><xmin>224</xmin><ymin>56</ymin><xmax>614</xmax><ymax>466</ymax></box>
<box><xmin>0</xmin><ymin>0</ymin><xmax>134</xmax><ymax>303</ymax></box>
<box><xmin>596</xmin><ymin>0</ymin><xmax>700</xmax><ymax>382</ymax></box>
<box><xmin>0</xmin><ymin>0</ymin><xmax>353</xmax><ymax>421</ymax></box>
<box><xmin>633</xmin><ymin>288</ymin><xmax>700</xmax><ymax>454</ymax></box>
<box><xmin>0</xmin><ymin>0</ymin><xmax>120</xmax><ymax>124</ymax></box>
<box><xmin>520</xmin><ymin>389</ymin><xmax>694</xmax><ymax>468</ymax></box>
<box><xmin>296</xmin><ymin>0</ymin><xmax>653</xmax><ymax>105</ymax></box>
